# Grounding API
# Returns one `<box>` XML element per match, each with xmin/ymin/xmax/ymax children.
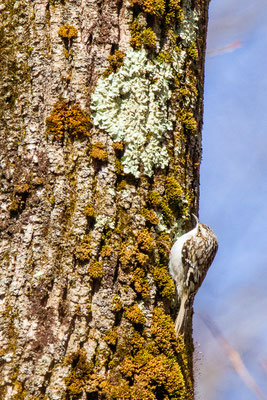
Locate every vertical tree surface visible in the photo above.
<box><xmin>0</xmin><ymin>0</ymin><xmax>209</xmax><ymax>398</ymax></box>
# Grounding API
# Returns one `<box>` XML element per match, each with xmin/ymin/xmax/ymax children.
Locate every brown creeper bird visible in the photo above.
<box><xmin>169</xmin><ymin>214</ymin><xmax>218</xmax><ymax>336</ymax></box>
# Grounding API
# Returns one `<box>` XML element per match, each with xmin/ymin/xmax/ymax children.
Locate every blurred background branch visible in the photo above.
<box><xmin>201</xmin><ymin>314</ymin><xmax>267</xmax><ymax>400</ymax></box>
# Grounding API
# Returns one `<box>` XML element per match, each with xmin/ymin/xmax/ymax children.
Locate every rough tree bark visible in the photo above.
<box><xmin>0</xmin><ymin>0</ymin><xmax>209</xmax><ymax>398</ymax></box>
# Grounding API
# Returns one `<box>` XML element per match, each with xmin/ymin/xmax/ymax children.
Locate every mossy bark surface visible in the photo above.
<box><xmin>0</xmin><ymin>0</ymin><xmax>209</xmax><ymax>398</ymax></box>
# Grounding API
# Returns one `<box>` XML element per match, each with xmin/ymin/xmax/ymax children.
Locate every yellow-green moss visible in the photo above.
<box><xmin>128</xmin><ymin>329</ymin><xmax>146</xmax><ymax>353</ymax></box>
<box><xmin>10</xmin><ymin>383</ymin><xmax>26</xmax><ymax>400</ymax></box>
<box><xmin>8</xmin><ymin>198</ymin><xmax>24</xmax><ymax>213</ymax></box>
<box><xmin>88</xmin><ymin>260</ymin><xmax>104</xmax><ymax>279</ymax></box>
<box><xmin>117</xmin><ymin>180</ymin><xmax>127</xmax><ymax>191</ymax></box>
<box><xmin>9</xmin><ymin>183</ymin><xmax>30</xmax><ymax>214</ymax></box>
<box><xmin>130</xmin><ymin>20</ymin><xmax>156</xmax><ymax>50</ymax></box>
<box><xmin>64</xmin><ymin>48</ymin><xmax>73</xmax><ymax>59</ymax></box>
<box><xmin>188</xmin><ymin>42</ymin><xmax>198</xmax><ymax>60</ymax></box>
<box><xmin>32</xmin><ymin>177</ymin><xmax>45</xmax><ymax>186</ymax></box>
<box><xmin>103</xmin><ymin>50</ymin><xmax>126</xmax><ymax>77</ymax></box>
<box><xmin>178</xmin><ymin>108</ymin><xmax>197</xmax><ymax>132</ymax></box>
<box><xmin>130</xmin><ymin>0</ymin><xmax>183</xmax><ymax>23</ymax></box>
<box><xmin>112</xmin><ymin>295</ymin><xmax>123</xmax><ymax>312</ymax></box>
<box><xmin>49</xmin><ymin>195</ymin><xmax>55</xmax><ymax>205</ymax></box>
<box><xmin>179</xmin><ymin>86</ymin><xmax>192</xmax><ymax>99</ymax></box>
<box><xmin>46</xmin><ymin>102</ymin><xmax>91</xmax><ymax>140</ymax></box>
<box><xmin>75</xmin><ymin>235</ymin><xmax>92</xmax><ymax>262</ymax></box>
<box><xmin>153</xmin><ymin>266</ymin><xmax>175</xmax><ymax>298</ymax></box>
<box><xmin>182</xmin><ymin>190</ymin><xmax>194</xmax><ymax>220</ymax></box>
<box><xmin>115</xmin><ymin>158</ymin><xmax>124</xmax><ymax>174</ymax></box>
<box><xmin>58</xmin><ymin>25</ymin><xmax>78</xmax><ymax>39</ymax></box>
<box><xmin>84</xmin><ymin>203</ymin><xmax>95</xmax><ymax>218</ymax></box>
<box><xmin>149</xmin><ymin>190</ymin><xmax>173</xmax><ymax>224</ymax></box>
<box><xmin>101</xmin><ymin>224</ymin><xmax>113</xmax><ymax>241</ymax></box>
<box><xmin>131</xmin><ymin>268</ymin><xmax>150</xmax><ymax>297</ymax></box>
<box><xmin>101</xmin><ymin>380</ymin><xmax>131</xmax><ymax>400</ymax></box>
<box><xmin>0</xmin><ymin>0</ymin><xmax>31</xmax><ymax>112</ymax></box>
<box><xmin>157</xmin><ymin>50</ymin><xmax>174</xmax><ymax>64</ymax></box>
<box><xmin>179</xmin><ymin>67</ymin><xmax>198</xmax><ymax>100</ymax></box>
<box><xmin>142</xmin><ymin>0</ymin><xmax>165</xmax><ymax>17</ymax></box>
<box><xmin>125</xmin><ymin>304</ymin><xmax>146</xmax><ymax>325</ymax></box>
<box><xmin>130</xmin><ymin>0</ymin><xmax>183</xmax><ymax>22</ymax></box>
<box><xmin>165</xmin><ymin>0</ymin><xmax>183</xmax><ymax>24</ymax></box>
<box><xmin>165</xmin><ymin>176</ymin><xmax>183</xmax><ymax>208</ymax></box>
<box><xmin>159</xmin><ymin>176</ymin><xmax>195</xmax><ymax>220</ymax></box>
<box><xmin>0</xmin><ymin>304</ymin><xmax>18</xmax><ymax>379</ymax></box>
<box><xmin>120</xmin><ymin>348</ymin><xmax>153</xmax><ymax>377</ymax></box>
<box><xmin>91</xmin><ymin>142</ymin><xmax>108</xmax><ymax>162</ymax></box>
<box><xmin>104</xmin><ymin>328</ymin><xmax>118</xmax><ymax>346</ymax></box>
<box><xmin>140</xmin><ymin>27</ymin><xmax>157</xmax><ymax>49</ymax></box>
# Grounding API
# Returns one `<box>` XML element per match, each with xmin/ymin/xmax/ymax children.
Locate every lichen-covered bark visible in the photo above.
<box><xmin>0</xmin><ymin>0</ymin><xmax>209</xmax><ymax>398</ymax></box>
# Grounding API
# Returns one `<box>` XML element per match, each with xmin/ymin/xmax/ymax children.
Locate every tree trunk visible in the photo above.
<box><xmin>0</xmin><ymin>0</ymin><xmax>208</xmax><ymax>398</ymax></box>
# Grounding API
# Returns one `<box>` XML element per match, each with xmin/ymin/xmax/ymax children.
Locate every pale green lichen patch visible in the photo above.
<box><xmin>91</xmin><ymin>48</ymin><xmax>173</xmax><ymax>178</ymax></box>
<box><xmin>179</xmin><ymin>10</ymin><xmax>199</xmax><ymax>46</ymax></box>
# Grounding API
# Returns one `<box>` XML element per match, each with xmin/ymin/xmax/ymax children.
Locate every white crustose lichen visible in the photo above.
<box><xmin>179</xmin><ymin>10</ymin><xmax>199</xmax><ymax>46</ymax></box>
<box><xmin>91</xmin><ymin>48</ymin><xmax>173</xmax><ymax>178</ymax></box>
<box><xmin>91</xmin><ymin>7</ymin><xmax>199</xmax><ymax>179</ymax></box>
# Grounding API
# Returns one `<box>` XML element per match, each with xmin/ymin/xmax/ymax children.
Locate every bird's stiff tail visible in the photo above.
<box><xmin>175</xmin><ymin>293</ymin><xmax>187</xmax><ymax>336</ymax></box>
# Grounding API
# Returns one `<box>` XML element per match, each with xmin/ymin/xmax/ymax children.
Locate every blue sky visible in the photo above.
<box><xmin>194</xmin><ymin>1</ymin><xmax>267</xmax><ymax>399</ymax></box>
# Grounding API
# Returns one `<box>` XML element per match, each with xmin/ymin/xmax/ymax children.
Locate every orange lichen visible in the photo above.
<box><xmin>14</xmin><ymin>183</ymin><xmax>30</xmax><ymax>194</ymax></box>
<box><xmin>104</xmin><ymin>328</ymin><xmax>118</xmax><ymax>346</ymax></box>
<box><xmin>131</xmin><ymin>268</ymin><xmax>150</xmax><ymax>297</ymax></box>
<box><xmin>65</xmin><ymin>351</ymin><xmax>93</xmax><ymax>398</ymax></box>
<box><xmin>91</xmin><ymin>142</ymin><xmax>108</xmax><ymax>162</ymax></box>
<box><xmin>153</xmin><ymin>266</ymin><xmax>175</xmax><ymax>298</ymax></box>
<box><xmin>84</xmin><ymin>203</ymin><xmax>95</xmax><ymax>218</ymax></box>
<box><xmin>113</xmin><ymin>141</ymin><xmax>124</xmax><ymax>151</ymax></box>
<box><xmin>58</xmin><ymin>25</ymin><xmax>78</xmax><ymax>39</ymax></box>
<box><xmin>142</xmin><ymin>208</ymin><xmax>159</xmax><ymax>225</ymax></box>
<box><xmin>75</xmin><ymin>235</ymin><xmax>92</xmax><ymax>262</ymax></box>
<box><xmin>46</xmin><ymin>102</ymin><xmax>91</xmax><ymax>141</ymax></box>
<box><xmin>100</xmin><ymin>245</ymin><xmax>113</xmax><ymax>258</ymax></box>
<box><xmin>136</xmin><ymin>228</ymin><xmax>154</xmax><ymax>252</ymax></box>
<box><xmin>135</xmin><ymin>251</ymin><xmax>149</xmax><ymax>266</ymax></box>
<box><xmin>119</xmin><ymin>243</ymin><xmax>136</xmax><ymax>269</ymax></box>
<box><xmin>125</xmin><ymin>304</ymin><xmax>146</xmax><ymax>325</ymax></box>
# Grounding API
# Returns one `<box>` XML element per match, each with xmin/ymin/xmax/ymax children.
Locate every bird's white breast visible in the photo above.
<box><xmin>168</xmin><ymin>225</ymin><xmax>198</xmax><ymax>287</ymax></box>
